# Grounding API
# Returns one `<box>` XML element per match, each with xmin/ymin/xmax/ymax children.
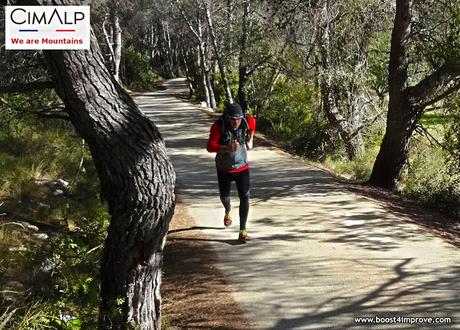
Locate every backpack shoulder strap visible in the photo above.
<box><xmin>217</xmin><ymin>115</ymin><xmax>226</xmax><ymax>135</ymax></box>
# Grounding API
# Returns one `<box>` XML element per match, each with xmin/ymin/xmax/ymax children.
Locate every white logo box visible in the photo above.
<box><xmin>5</xmin><ymin>6</ymin><xmax>90</xmax><ymax>50</ymax></box>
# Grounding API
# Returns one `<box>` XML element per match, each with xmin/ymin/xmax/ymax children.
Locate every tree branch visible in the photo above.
<box><xmin>406</xmin><ymin>61</ymin><xmax>460</xmax><ymax>109</ymax></box>
<box><xmin>0</xmin><ymin>96</ymin><xmax>69</xmax><ymax>121</ymax></box>
<box><xmin>174</xmin><ymin>0</ymin><xmax>200</xmax><ymax>40</ymax></box>
<box><xmin>0</xmin><ymin>81</ymin><xmax>55</xmax><ymax>93</ymax></box>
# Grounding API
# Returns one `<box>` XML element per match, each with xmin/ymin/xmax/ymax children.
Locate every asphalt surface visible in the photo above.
<box><xmin>136</xmin><ymin>78</ymin><xmax>460</xmax><ymax>329</ymax></box>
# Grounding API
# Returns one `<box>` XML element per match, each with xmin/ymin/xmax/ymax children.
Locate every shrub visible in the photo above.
<box><xmin>123</xmin><ymin>46</ymin><xmax>162</xmax><ymax>91</ymax></box>
<box><xmin>401</xmin><ymin>138</ymin><xmax>460</xmax><ymax>217</ymax></box>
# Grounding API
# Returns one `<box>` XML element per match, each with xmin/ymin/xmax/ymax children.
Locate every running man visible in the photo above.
<box><xmin>207</xmin><ymin>103</ymin><xmax>256</xmax><ymax>242</ymax></box>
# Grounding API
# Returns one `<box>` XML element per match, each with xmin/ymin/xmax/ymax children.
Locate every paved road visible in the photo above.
<box><xmin>136</xmin><ymin>79</ymin><xmax>460</xmax><ymax>329</ymax></box>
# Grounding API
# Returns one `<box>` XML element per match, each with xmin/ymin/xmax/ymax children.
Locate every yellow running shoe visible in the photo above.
<box><xmin>223</xmin><ymin>208</ymin><xmax>232</xmax><ymax>227</ymax></box>
<box><xmin>238</xmin><ymin>229</ymin><xmax>250</xmax><ymax>242</ymax></box>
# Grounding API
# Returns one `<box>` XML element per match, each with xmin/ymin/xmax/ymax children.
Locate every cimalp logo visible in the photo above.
<box><xmin>5</xmin><ymin>6</ymin><xmax>90</xmax><ymax>50</ymax></box>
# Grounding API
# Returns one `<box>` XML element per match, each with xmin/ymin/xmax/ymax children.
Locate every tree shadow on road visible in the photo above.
<box><xmin>272</xmin><ymin>259</ymin><xmax>460</xmax><ymax>329</ymax></box>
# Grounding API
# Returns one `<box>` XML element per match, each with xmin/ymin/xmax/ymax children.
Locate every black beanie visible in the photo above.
<box><xmin>225</xmin><ymin>103</ymin><xmax>243</xmax><ymax>119</ymax></box>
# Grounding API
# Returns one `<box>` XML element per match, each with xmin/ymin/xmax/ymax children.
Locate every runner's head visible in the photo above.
<box><xmin>225</xmin><ymin>103</ymin><xmax>243</xmax><ymax>129</ymax></box>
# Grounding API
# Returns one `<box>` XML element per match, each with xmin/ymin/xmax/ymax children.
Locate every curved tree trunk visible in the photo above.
<box><xmin>368</xmin><ymin>0</ymin><xmax>413</xmax><ymax>189</ymax></box>
<box><xmin>368</xmin><ymin>102</ymin><xmax>422</xmax><ymax>189</ymax></box>
<box><xmin>369</xmin><ymin>0</ymin><xmax>460</xmax><ymax>189</ymax></box>
<box><xmin>44</xmin><ymin>29</ymin><xmax>175</xmax><ymax>329</ymax></box>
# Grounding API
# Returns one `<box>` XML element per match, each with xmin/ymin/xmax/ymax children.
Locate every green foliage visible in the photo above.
<box><xmin>324</xmin><ymin>145</ymin><xmax>381</xmax><ymax>181</ymax></box>
<box><xmin>401</xmin><ymin>138</ymin><xmax>460</xmax><ymax>217</ymax></box>
<box><xmin>368</xmin><ymin>32</ymin><xmax>391</xmax><ymax>98</ymax></box>
<box><xmin>212</xmin><ymin>70</ymin><xmax>239</xmax><ymax>110</ymax></box>
<box><xmin>257</xmin><ymin>77</ymin><xmax>330</xmax><ymax>159</ymax></box>
<box><xmin>0</xmin><ymin>93</ymin><xmax>82</xmax><ymax>200</ymax></box>
<box><xmin>123</xmin><ymin>45</ymin><xmax>162</xmax><ymax>91</ymax></box>
<box><xmin>0</xmin><ymin>98</ymin><xmax>108</xmax><ymax>328</ymax></box>
<box><xmin>444</xmin><ymin>95</ymin><xmax>460</xmax><ymax>171</ymax></box>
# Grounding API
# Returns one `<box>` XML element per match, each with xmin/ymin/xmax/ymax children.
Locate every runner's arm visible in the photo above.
<box><xmin>207</xmin><ymin>122</ymin><xmax>230</xmax><ymax>153</ymax></box>
<box><xmin>246</xmin><ymin>115</ymin><xmax>256</xmax><ymax>150</ymax></box>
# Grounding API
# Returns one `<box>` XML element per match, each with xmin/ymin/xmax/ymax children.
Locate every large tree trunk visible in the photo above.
<box><xmin>368</xmin><ymin>101</ymin><xmax>422</xmax><ymax>188</ymax></box>
<box><xmin>368</xmin><ymin>0</ymin><xmax>413</xmax><ymax>189</ymax></box>
<box><xmin>368</xmin><ymin>0</ymin><xmax>460</xmax><ymax>189</ymax></box>
<box><xmin>44</xmin><ymin>29</ymin><xmax>175</xmax><ymax>329</ymax></box>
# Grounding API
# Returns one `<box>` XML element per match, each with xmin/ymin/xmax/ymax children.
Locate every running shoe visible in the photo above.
<box><xmin>238</xmin><ymin>229</ymin><xmax>250</xmax><ymax>242</ymax></box>
<box><xmin>223</xmin><ymin>208</ymin><xmax>232</xmax><ymax>227</ymax></box>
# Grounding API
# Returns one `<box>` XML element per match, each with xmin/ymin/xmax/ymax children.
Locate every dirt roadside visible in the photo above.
<box><xmin>161</xmin><ymin>201</ymin><xmax>252</xmax><ymax>330</ymax></box>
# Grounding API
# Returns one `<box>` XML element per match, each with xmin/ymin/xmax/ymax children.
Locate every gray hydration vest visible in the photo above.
<box><xmin>215</xmin><ymin>116</ymin><xmax>250</xmax><ymax>171</ymax></box>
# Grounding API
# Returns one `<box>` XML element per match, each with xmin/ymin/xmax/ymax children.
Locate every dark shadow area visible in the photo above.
<box><xmin>169</xmin><ymin>237</ymin><xmax>246</xmax><ymax>246</ymax></box>
<box><xmin>168</xmin><ymin>226</ymin><xmax>224</xmax><ymax>234</ymax></box>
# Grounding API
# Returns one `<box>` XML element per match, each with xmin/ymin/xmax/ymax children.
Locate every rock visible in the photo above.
<box><xmin>20</xmin><ymin>221</ymin><xmax>39</xmax><ymax>232</ymax></box>
<box><xmin>45</xmin><ymin>179</ymin><xmax>69</xmax><ymax>195</ymax></box>
<box><xmin>59</xmin><ymin>314</ymin><xmax>76</xmax><ymax>322</ymax></box>
<box><xmin>9</xmin><ymin>246</ymin><xmax>27</xmax><ymax>252</ymax></box>
<box><xmin>32</xmin><ymin>233</ymin><xmax>48</xmax><ymax>240</ymax></box>
<box><xmin>6</xmin><ymin>281</ymin><xmax>24</xmax><ymax>289</ymax></box>
<box><xmin>56</xmin><ymin>179</ymin><xmax>69</xmax><ymax>187</ymax></box>
<box><xmin>40</xmin><ymin>259</ymin><xmax>55</xmax><ymax>273</ymax></box>
<box><xmin>52</xmin><ymin>189</ymin><xmax>64</xmax><ymax>196</ymax></box>
<box><xmin>37</xmin><ymin>202</ymin><xmax>50</xmax><ymax>208</ymax></box>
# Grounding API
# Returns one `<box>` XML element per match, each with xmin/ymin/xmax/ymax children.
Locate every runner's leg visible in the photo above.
<box><xmin>235</xmin><ymin>169</ymin><xmax>250</xmax><ymax>230</ymax></box>
<box><xmin>217</xmin><ymin>170</ymin><xmax>232</xmax><ymax>212</ymax></box>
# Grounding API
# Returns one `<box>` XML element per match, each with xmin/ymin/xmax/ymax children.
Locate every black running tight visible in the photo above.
<box><xmin>217</xmin><ymin>169</ymin><xmax>250</xmax><ymax>230</ymax></box>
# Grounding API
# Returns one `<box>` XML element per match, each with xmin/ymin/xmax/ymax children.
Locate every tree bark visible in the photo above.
<box><xmin>368</xmin><ymin>0</ymin><xmax>414</xmax><ymax>188</ymax></box>
<box><xmin>44</xmin><ymin>29</ymin><xmax>175</xmax><ymax>329</ymax></box>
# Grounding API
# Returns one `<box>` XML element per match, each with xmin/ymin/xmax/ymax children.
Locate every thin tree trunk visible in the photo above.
<box><xmin>178</xmin><ymin>2</ymin><xmax>215</xmax><ymax>110</ymax></box>
<box><xmin>237</xmin><ymin>66</ymin><xmax>249</xmax><ymax>112</ymax></box>
<box><xmin>237</xmin><ymin>0</ymin><xmax>250</xmax><ymax>112</ymax></box>
<box><xmin>320</xmin><ymin>77</ymin><xmax>362</xmax><ymax>160</ymax></box>
<box><xmin>227</xmin><ymin>0</ymin><xmax>235</xmax><ymax>50</ymax></box>
<box><xmin>318</xmin><ymin>2</ymin><xmax>362</xmax><ymax>160</ymax></box>
<box><xmin>111</xmin><ymin>9</ymin><xmax>122</xmax><ymax>82</ymax></box>
<box><xmin>206</xmin><ymin>65</ymin><xmax>217</xmax><ymax>109</ymax></box>
<box><xmin>197</xmin><ymin>24</ymin><xmax>211</xmax><ymax>108</ymax></box>
<box><xmin>205</xmin><ymin>3</ymin><xmax>234</xmax><ymax>103</ymax></box>
<box><xmin>180</xmin><ymin>47</ymin><xmax>194</xmax><ymax>96</ymax></box>
<box><xmin>44</xmin><ymin>30</ymin><xmax>175</xmax><ymax>329</ymax></box>
<box><xmin>102</xmin><ymin>14</ymin><xmax>115</xmax><ymax>68</ymax></box>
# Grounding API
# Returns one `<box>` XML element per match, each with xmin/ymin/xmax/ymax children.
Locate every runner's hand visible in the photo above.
<box><xmin>246</xmin><ymin>139</ymin><xmax>253</xmax><ymax>150</ymax></box>
<box><xmin>228</xmin><ymin>141</ymin><xmax>240</xmax><ymax>152</ymax></box>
